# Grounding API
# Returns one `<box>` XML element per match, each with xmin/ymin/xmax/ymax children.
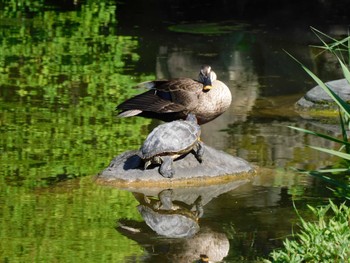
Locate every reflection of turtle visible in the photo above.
<box><xmin>137</xmin><ymin>190</ymin><xmax>203</xmax><ymax>238</ymax></box>
<box><xmin>139</xmin><ymin>114</ymin><xmax>204</xmax><ymax>178</ymax></box>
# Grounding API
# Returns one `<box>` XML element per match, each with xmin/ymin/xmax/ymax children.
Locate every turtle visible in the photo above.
<box><xmin>139</xmin><ymin>113</ymin><xmax>204</xmax><ymax>178</ymax></box>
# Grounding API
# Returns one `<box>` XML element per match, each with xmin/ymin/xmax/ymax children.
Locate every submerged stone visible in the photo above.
<box><xmin>96</xmin><ymin>144</ymin><xmax>254</xmax><ymax>187</ymax></box>
<box><xmin>296</xmin><ymin>78</ymin><xmax>350</xmax><ymax>110</ymax></box>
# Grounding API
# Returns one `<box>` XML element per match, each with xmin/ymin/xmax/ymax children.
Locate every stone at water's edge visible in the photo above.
<box><xmin>96</xmin><ymin>144</ymin><xmax>254</xmax><ymax>187</ymax></box>
<box><xmin>296</xmin><ymin>78</ymin><xmax>350</xmax><ymax>110</ymax></box>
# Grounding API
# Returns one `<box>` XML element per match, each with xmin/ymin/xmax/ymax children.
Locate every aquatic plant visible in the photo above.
<box><xmin>287</xmin><ymin>28</ymin><xmax>350</xmax><ymax>198</ymax></box>
<box><xmin>261</xmin><ymin>27</ymin><xmax>350</xmax><ymax>263</ymax></box>
<box><xmin>264</xmin><ymin>200</ymin><xmax>350</xmax><ymax>263</ymax></box>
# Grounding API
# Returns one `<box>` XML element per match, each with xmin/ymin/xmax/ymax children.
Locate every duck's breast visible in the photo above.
<box><xmin>195</xmin><ymin>80</ymin><xmax>232</xmax><ymax>124</ymax></box>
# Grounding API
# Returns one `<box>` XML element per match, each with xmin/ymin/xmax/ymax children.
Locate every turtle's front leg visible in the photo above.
<box><xmin>159</xmin><ymin>156</ymin><xmax>175</xmax><ymax>178</ymax></box>
<box><xmin>194</xmin><ymin>141</ymin><xmax>204</xmax><ymax>163</ymax></box>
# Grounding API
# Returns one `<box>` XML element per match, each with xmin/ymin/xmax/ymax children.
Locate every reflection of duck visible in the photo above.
<box><xmin>135</xmin><ymin>190</ymin><xmax>203</xmax><ymax>238</ymax></box>
<box><xmin>117</xmin><ymin>222</ymin><xmax>229</xmax><ymax>263</ymax></box>
<box><xmin>116</xmin><ymin>65</ymin><xmax>232</xmax><ymax>125</ymax></box>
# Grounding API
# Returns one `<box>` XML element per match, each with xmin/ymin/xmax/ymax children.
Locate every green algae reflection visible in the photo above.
<box><xmin>0</xmin><ymin>1</ymin><xmax>152</xmax><ymax>262</ymax></box>
<box><xmin>0</xmin><ymin>0</ymin><xmax>153</xmax><ymax>186</ymax></box>
<box><xmin>0</xmin><ymin>176</ymin><xmax>144</xmax><ymax>262</ymax></box>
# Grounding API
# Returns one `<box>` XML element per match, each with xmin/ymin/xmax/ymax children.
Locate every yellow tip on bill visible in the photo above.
<box><xmin>203</xmin><ymin>85</ymin><xmax>212</xmax><ymax>91</ymax></box>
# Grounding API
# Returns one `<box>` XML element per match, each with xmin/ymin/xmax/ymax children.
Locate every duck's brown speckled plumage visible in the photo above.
<box><xmin>116</xmin><ymin>66</ymin><xmax>232</xmax><ymax>125</ymax></box>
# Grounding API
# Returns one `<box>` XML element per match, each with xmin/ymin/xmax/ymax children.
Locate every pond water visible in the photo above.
<box><xmin>0</xmin><ymin>1</ymin><xmax>348</xmax><ymax>262</ymax></box>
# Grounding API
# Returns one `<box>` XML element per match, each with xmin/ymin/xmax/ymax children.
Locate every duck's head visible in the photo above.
<box><xmin>199</xmin><ymin>65</ymin><xmax>217</xmax><ymax>92</ymax></box>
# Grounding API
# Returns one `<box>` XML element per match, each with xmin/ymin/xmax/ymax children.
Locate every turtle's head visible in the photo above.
<box><xmin>199</xmin><ymin>65</ymin><xmax>217</xmax><ymax>92</ymax></box>
<box><xmin>185</xmin><ymin>113</ymin><xmax>198</xmax><ymax>124</ymax></box>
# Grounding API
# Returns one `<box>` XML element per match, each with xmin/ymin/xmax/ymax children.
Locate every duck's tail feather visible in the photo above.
<box><xmin>117</xmin><ymin>110</ymin><xmax>142</xmax><ymax>118</ymax></box>
<box><xmin>135</xmin><ymin>81</ymin><xmax>156</xmax><ymax>89</ymax></box>
<box><xmin>135</xmin><ymin>80</ymin><xmax>168</xmax><ymax>90</ymax></box>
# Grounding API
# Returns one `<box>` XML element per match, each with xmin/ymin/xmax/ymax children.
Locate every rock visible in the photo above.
<box><xmin>96</xmin><ymin>144</ymin><xmax>254</xmax><ymax>187</ymax></box>
<box><xmin>296</xmin><ymin>78</ymin><xmax>350</xmax><ymax>110</ymax></box>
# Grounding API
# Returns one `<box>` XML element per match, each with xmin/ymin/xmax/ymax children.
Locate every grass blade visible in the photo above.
<box><xmin>313</xmin><ymin>168</ymin><xmax>350</xmax><ymax>173</ymax></box>
<box><xmin>338</xmin><ymin>111</ymin><xmax>350</xmax><ymax>153</ymax></box>
<box><xmin>309</xmin><ymin>171</ymin><xmax>350</xmax><ymax>189</ymax></box>
<box><xmin>309</xmin><ymin>145</ymin><xmax>350</xmax><ymax>161</ymax></box>
<box><xmin>338</xmin><ymin>58</ymin><xmax>350</xmax><ymax>84</ymax></box>
<box><xmin>288</xmin><ymin>126</ymin><xmax>350</xmax><ymax>146</ymax></box>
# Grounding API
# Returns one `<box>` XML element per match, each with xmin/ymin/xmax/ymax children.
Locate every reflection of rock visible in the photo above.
<box><xmin>135</xmin><ymin>190</ymin><xmax>202</xmax><ymax>238</ymax></box>
<box><xmin>128</xmin><ymin>179</ymin><xmax>249</xmax><ymax>208</ymax></box>
<box><xmin>202</xmin><ymin>50</ymin><xmax>258</xmax><ymax>149</ymax></box>
<box><xmin>296</xmin><ymin>78</ymin><xmax>350</xmax><ymax>110</ymax></box>
<box><xmin>225</xmin><ymin>120</ymin><xmax>338</xmax><ymax>169</ymax></box>
<box><xmin>96</xmin><ymin>144</ymin><xmax>254</xmax><ymax>188</ymax></box>
<box><xmin>310</xmin><ymin>46</ymin><xmax>346</xmax><ymax>81</ymax></box>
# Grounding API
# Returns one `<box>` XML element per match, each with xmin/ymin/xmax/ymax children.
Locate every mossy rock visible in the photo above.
<box><xmin>296</xmin><ymin>79</ymin><xmax>350</xmax><ymax>115</ymax></box>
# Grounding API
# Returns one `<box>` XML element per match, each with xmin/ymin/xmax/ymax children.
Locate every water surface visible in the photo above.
<box><xmin>0</xmin><ymin>1</ymin><xmax>347</xmax><ymax>262</ymax></box>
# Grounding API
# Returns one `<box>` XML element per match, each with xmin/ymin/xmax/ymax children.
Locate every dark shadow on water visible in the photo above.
<box><xmin>40</xmin><ymin>167</ymin><xmax>79</xmax><ymax>186</ymax></box>
<box><xmin>122</xmin><ymin>151</ymin><xmax>198</xmax><ymax>171</ymax></box>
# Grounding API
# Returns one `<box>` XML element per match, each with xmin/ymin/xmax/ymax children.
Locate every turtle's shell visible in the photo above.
<box><xmin>140</xmin><ymin>119</ymin><xmax>200</xmax><ymax>160</ymax></box>
<box><xmin>137</xmin><ymin>205</ymin><xmax>200</xmax><ymax>238</ymax></box>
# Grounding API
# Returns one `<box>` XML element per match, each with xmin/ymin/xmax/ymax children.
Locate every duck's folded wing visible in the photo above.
<box><xmin>117</xmin><ymin>90</ymin><xmax>186</xmax><ymax>113</ymax></box>
<box><xmin>117</xmin><ymin>78</ymin><xmax>202</xmax><ymax>117</ymax></box>
<box><xmin>155</xmin><ymin>79</ymin><xmax>202</xmax><ymax>106</ymax></box>
<box><xmin>154</xmin><ymin>78</ymin><xmax>202</xmax><ymax>92</ymax></box>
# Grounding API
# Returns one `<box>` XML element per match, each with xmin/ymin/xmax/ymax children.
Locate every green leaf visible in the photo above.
<box><xmin>338</xmin><ymin>111</ymin><xmax>350</xmax><ymax>153</ymax></box>
<box><xmin>338</xmin><ymin>58</ymin><xmax>350</xmax><ymax>84</ymax></box>
<box><xmin>313</xmin><ymin>168</ymin><xmax>350</xmax><ymax>173</ymax></box>
<box><xmin>309</xmin><ymin>171</ymin><xmax>350</xmax><ymax>189</ymax></box>
<box><xmin>309</xmin><ymin>145</ymin><xmax>350</xmax><ymax>161</ymax></box>
<box><xmin>310</xmin><ymin>27</ymin><xmax>347</xmax><ymax>48</ymax></box>
<box><xmin>288</xmin><ymin>126</ymin><xmax>350</xmax><ymax>146</ymax></box>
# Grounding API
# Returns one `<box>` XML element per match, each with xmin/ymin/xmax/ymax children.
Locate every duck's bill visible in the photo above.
<box><xmin>203</xmin><ymin>85</ymin><xmax>212</xmax><ymax>91</ymax></box>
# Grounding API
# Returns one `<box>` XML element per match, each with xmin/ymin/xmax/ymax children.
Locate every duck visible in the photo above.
<box><xmin>116</xmin><ymin>65</ymin><xmax>232</xmax><ymax>125</ymax></box>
